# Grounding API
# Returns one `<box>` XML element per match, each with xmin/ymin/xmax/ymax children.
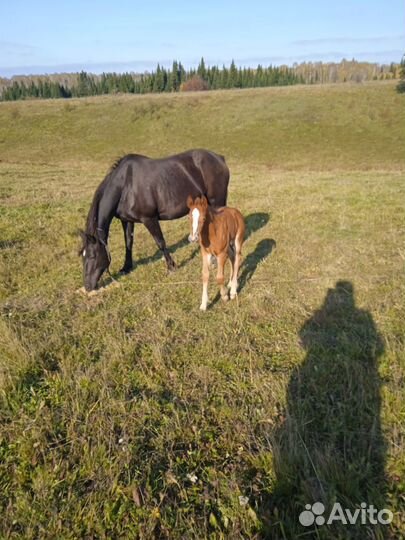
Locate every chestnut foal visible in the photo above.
<box><xmin>187</xmin><ymin>195</ymin><xmax>245</xmax><ymax>310</ymax></box>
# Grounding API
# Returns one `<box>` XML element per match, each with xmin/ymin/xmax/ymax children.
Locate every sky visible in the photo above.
<box><xmin>0</xmin><ymin>0</ymin><xmax>404</xmax><ymax>77</ymax></box>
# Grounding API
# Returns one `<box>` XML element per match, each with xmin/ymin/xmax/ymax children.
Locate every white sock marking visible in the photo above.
<box><xmin>191</xmin><ymin>208</ymin><xmax>200</xmax><ymax>240</ymax></box>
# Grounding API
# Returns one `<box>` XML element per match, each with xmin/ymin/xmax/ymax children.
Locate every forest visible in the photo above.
<box><xmin>0</xmin><ymin>57</ymin><xmax>401</xmax><ymax>101</ymax></box>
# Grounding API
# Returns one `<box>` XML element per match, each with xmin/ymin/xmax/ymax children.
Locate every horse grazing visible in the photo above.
<box><xmin>79</xmin><ymin>149</ymin><xmax>229</xmax><ymax>291</ymax></box>
<box><xmin>187</xmin><ymin>195</ymin><xmax>245</xmax><ymax>311</ymax></box>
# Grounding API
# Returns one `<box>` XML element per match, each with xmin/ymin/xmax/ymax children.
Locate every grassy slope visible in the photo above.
<box><xmin>0</xmin><ymin>81</ymin><xmax>403</xmax><ymax>170</ymax></box>
<box><xmin>0</xmin><ymin>81</ymin><xmax>404</xmax><ymax>539</ymax></box>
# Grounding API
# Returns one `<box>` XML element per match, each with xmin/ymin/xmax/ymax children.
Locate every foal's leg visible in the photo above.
<box><xmin>142</xmin><ymin>218</ymin><xmax>176</xmax><ymax>271</ymax></box>
<box><xmin>216</xmin><ymin>252</ymin><xmax>229</xmax><ymax>302</ymax></box>
<box><xmin>230</xmin><ymin>238</ymin><xmax>243</xmax><ymax>300</ymax></box>
<box><xmin>119</xmin><ymin>220</ymin><xmax>134</xmax><ymax>273</ymax></box>
<box><xmin>227</xmin><ymin>244</ymin><xmax>235</xmax><ymax>289</ymax></box>
<box><xmin>200</xmin><ymin>251</ymin><xmax>210</xmax><ymax>311</ymax></box>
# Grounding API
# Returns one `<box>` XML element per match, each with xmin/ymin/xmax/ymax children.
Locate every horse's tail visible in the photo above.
<box><xmin>194</xmin><ymin>149</ymin><xmax>229</xmax><ymax>207</ymax></box>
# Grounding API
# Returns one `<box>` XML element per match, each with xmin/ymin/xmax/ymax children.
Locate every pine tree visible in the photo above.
<box><xmin>153</xmin><ymin>64</ymin><xmax>165</xmax><ymax>92</ymax></box>
<box><xmin>220</xmin><ymin>65</ymin><xmax>228</xmax><ymax>88</ymax></box>
<box><xmin>197</xmin><ymin>57</ymin><xmax>207</xmax><ymax>81</ymax></box>
<box><xmin>168</xmin><ymin>60</ymin><xmax>180</xmax><ymax>92</ymax></box>
<box><xmin>396</xmin><ymin>54</ymin><xmax>405</xmax><ymax>93</ymax></box>
<box><xmin>178</xmin><ymin>62</ymin><xmax>186</xmax><ymax>86</ymax></box>
<box><xmin>228</xmin><ymin>60</ymin><xmax>238</xmax><ymax>88</ymax></box>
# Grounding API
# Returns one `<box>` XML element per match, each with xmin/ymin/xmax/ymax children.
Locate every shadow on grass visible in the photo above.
<box><xmin>110</xmin><ymin>234</ymin><xmax>196</xmax><ymax>281</ymax></box>
<box><xmin>136</xmin><ymin>234</ymin><xmax>191</xmax><ymax>268</ymax></box>
<box><xmin>111</xmin><ymin>213</ymin><xmax>271</xmax><ymax>283</ymax></box>
<box><xmin>244</xmin><ymin>212</ymin><xmax>270</xmax><ymax>241</ymax></box>
<box><xmin>136</xmin><ymin>209</ymin><xmax>271</xmax><ymax>271</ymax></box>
<box><xmin>257</xmin><ymin>281</ymin><xmax>387</xmax><ymax>539</ymax></box>
<box><xmin>207</xmin><ymin>238</ymin><xmax>276</xmax><ymax>308</ymax></box>
<box><xmin>0</xmin><ymin>239</ymin><xmax>23</xmax><ymax>250</ymax></box>
<box><xmin>238</xmin><ymin>238</ymin><xmax>276</xmax><ymax>292</ymax></box>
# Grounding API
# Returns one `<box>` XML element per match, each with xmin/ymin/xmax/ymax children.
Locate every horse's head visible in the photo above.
<box><xmin>187</xmin><ymin>195</ymin><xmax>208</xmax><ymax>243</ymax></box>
<box><xmin>78</xmin><ymin>230</ymin><xmax>111</xmax><ymax>291</ymax></box>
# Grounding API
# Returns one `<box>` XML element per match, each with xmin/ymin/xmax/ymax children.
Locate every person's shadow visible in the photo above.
<box><xmin>262</xmin><ymin>281</ymin><xmax>387</xmax><ymax>539</ymax></box>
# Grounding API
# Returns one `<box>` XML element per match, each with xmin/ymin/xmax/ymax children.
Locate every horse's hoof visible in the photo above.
<box><xmin>200</xmin><ymin>304</ymin><xmax>207</xmax><ymax>311</ymax></box>
<box><xmin>230</xmin><ymin>293</ymin><xmax>237</xmax><ymax>300</ymax></box>
<box><xmin>119</xmin><ymin>267</ymin><xmax>132</xmax><ymax>275</ymax></box>
<box><xmin>87</xmin><ymin>290</ymin><xmax>98</xmax><ymax>297</ymax></box>
<box><xmin>76</xmin><ymin>287</ymin><xmax>86</xmax><ymax>294</ymax></box>
<box><xmin>221</xmin><ymin>294</ymin><xmax>229</xmax><ymax>302</ymax></box>
<box><xmin>167</xmin><ymin>261</ymin><xmax>177</xmax><ymax>272</ymax></box>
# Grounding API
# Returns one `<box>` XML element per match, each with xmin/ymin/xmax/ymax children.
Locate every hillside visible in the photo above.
<box><xmin>0</xmin><ymin>81</ymin><xmax>403</xmax><ymax>171</ymax></box>
<box><xmin>0</xmin><ymin>81</ymin><xmax>404</xmax><ymax>539</ymax></box>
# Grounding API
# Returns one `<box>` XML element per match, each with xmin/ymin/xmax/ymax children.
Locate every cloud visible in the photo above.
<box><xmin>0</xmin><ymin>40</ymin><xmax>38</xmax><ymax>54</ymax></box>
<box><xmin>291</xmin><ymin>35</ymin><xmax>405</xmax><ymax>46</ymax></box>
<box><xmin>0</xmin><ymin>59</ymin><xmax>172</xmax><ymax>78</ymax></box>
<box><xmin>223</xmin><ymin>49</ymin><xmax>403</xmax><ymax>66</ymax></box>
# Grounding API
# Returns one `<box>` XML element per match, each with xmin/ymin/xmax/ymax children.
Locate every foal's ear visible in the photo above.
<box><xmin>186</xmin><ymin>195</ymin><xmax>194</xmax><ymax>208</ymax></box>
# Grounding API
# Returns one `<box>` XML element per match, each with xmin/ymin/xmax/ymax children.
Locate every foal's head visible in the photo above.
<box><xmin>187</xmin><ymin>195</ymin><xmax>208</xmax><ymax>243</ymax></box>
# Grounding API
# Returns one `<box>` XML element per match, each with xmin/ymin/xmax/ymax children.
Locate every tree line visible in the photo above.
<box><xmin>0</xmin><ymin>57</ymin><xmax>401</xmax><ymax>101</ymax></box>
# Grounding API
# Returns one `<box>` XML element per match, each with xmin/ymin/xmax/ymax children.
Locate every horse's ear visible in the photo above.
<box><xmin>87</xmin><ymin>234</ymin><xmax>97</xmax><ymax>244</ymax></box>
<box><xmin>186</xmin><ymin>195</ymin><xmax>193</xmax><ymax>208</ymax></box>
<box><xmin>79</xmin><ymin>230</ymin><xmax>97</xmax><ymax>245</ymax></box>
<box><xmin>201</xmin><ymin>196</ymin><xmax>208</xmax><ymax>208</ymax></box>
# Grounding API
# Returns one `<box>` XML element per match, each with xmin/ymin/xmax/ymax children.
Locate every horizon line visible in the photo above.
<box><xmin>1</xmin><ymin>52</ymin><xmax>402</xmax><ymax>79</ymax></box>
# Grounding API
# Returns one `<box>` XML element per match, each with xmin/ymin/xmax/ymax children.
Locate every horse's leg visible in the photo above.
<box><xmin>230</xmin><ymin>237</ymin><xmax>242</xmax><ymax>300</ymax></box>
<box><xmin>119</xmin><ymin>220</ymin><xmax>134</xmax><ymax>273</ymax></box>
<box><xmin>142</xmin><ymin>218</ymin><xmax>176</xmax><ymax>271</ymax></box>
<box><xmin>227</xmin><ymin>244</ymin><xmax>235</xmax><ymax>289</ymax></box>
<box><xmin>217</xmin><ymin>252</ymin><xmax>229</xmax><ymax>302</ymax></box>
<box><xmin>200</xmin><ymin>251</ymin><xmax>210</xmax><ymax>311</ymax></box>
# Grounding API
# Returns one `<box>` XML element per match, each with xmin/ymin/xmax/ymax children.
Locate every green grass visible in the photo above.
<box><xmin>0</xmin><ymin>81</ymin><xmax>404</xmax><ymax>539</ymax></box>
<box><xmin>0</xmin><ymin>81</ymin><xmax>403</xmax><ymax>170</ymax></box>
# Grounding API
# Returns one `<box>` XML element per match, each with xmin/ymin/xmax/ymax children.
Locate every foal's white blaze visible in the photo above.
<box><xmin>83</xmin><ymin>249</ymin><xmax>86</xmax><ymax>257</ymax></box>
<box><xmin>191</xmin><ymin>208</ymin><xmax>200</xmax><ymax>239</ymax></box>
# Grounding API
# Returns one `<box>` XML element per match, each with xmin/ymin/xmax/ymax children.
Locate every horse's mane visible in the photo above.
<box><xmin>85</xmin><ymin>155</ymin><xmax>127</xmax><ymax>236</ymax></box>
<box><xmin>85</xmin><ymin>154</ymin><xmax>145</xmax><ymax>236</ymax></box>
<box><xmin>85</xmin><ymin>185</ymin><xmax>103</xmax><ymax>236</ymax></box>
<box><xmin>107</xmin><ymin>155</ymin><xmax>127</xmax><ymax>174</ymax></box>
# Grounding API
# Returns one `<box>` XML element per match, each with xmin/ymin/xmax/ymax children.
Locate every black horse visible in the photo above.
<box><xmin>79</xmin><ymin>149</ymin><xmax>229</xmax><ymax>291</ymax></box>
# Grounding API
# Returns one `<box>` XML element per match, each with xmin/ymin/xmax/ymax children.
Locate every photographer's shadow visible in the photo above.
<box><xmin>264</xmin><ymin>281</ymin><xmax>387</xmax><ymax>538</ymax></box>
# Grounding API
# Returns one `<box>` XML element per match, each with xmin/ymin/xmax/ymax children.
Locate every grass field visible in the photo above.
<box><xmin>0</xmin><ymin>81</ymin><xmax>404</xmax><ymax>539</ymax></box>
